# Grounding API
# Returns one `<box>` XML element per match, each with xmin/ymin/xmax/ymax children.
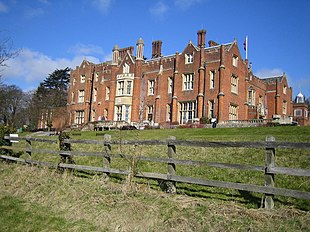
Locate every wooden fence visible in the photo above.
<box><xmin>1</xmin><ymin>134</ymin><xmax>310</xmax><ymax>209</ymax></box>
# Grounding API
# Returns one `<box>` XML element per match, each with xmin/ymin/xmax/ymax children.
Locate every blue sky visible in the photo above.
<box><xmin>0</xmin><ymin>0</ymin><xmax>310</xmax><ymax>98</ymax></box>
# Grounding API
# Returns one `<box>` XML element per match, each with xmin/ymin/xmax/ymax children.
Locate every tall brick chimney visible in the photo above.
<box><xmin>197</xmin><ymin>29</ymin><xmax>206</xmax><ymax>48</ymax></box>
<box><xmin>152</xmin><ymin>40</ymin><xmax>162</xmax><ymax>58</ymax></box>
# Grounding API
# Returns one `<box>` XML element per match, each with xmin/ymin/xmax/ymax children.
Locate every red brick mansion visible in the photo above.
<box><xmin>40</xmin><ymin>29</ymin><xmax>298</xmax><ymax>130</ymax></box>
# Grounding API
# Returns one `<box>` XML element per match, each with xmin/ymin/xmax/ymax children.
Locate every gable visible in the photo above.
<box><xmin>119</xmin><ymin>51</ymin><xmax>135</xmax><ymax>74</ymax></box>
<box><xmin>79</xmin><ymin>59</ymin><xmax>93</xmax><ymax>68</ymax></box>
<box><xmin>182</xmin><ymin>40</ymin><xmax>199</xmax><ymax>54</ymax></box>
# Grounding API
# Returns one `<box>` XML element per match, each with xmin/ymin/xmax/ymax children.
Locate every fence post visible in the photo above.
<box><xmin>58</xmin><ymin>131</ymin><xmax>73</xmax><ymax>171</ymax></box>
<box><xmin>263</xmin><ymin>135</ymin><xmax>275</xmax><ymax>209</ymax></box>
<box><xmin>26</xmin><ymin>136</ymin><xmax>32</xmax><ymax>160</ymax></box>
<box><xmin>165</xmin><ymin>136</ymin><xmax>176</xmax><ymax>193</ymax></box>
<box><xmin>103</xmin><ymin>134</ymin><xmax>111</xmax><ymax>178</ymax></box>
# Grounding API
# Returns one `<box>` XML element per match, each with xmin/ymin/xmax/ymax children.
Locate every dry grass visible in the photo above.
<box><xmin>1</xmin><ymin>162</ymin><xmax>309</xmax><ymax>231</ymax></box>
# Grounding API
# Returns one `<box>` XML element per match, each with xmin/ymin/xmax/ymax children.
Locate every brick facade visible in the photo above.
<box><xmin>293</xmin><ymin>93</ymin><xmax>310</xmax><ymax>126</ymax></box>
<box><xmin>64</xmin><ymin>29</ymin><xmax>293</xmax><ymax>128</ymax></box>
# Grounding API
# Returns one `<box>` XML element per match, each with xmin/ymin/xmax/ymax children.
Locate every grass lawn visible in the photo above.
<box><xmin>1</xmin><ymin>126</ymin><xmax>309</xmax><ymax>231</ymax></box>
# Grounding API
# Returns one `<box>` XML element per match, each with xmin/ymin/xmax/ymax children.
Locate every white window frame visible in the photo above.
<box><xmin>179</xmin><ymin>101</ymin><xmax>196</xmax><ymax>124</ymax></box>
<box><xmin>183</xmin><ymin>73</ymin><xmax>194</xmax><ymax>91</ymax></box>
<box><xmin>80</xmin><ymin>75</ymin><xmax>86</xmax><ymax>83</ymax></box>
<box><xmin>105</xmin><ymin>87</ymin><xmax>110</xmax><ymax>100</ymax></box>
<box><xmin>210</xmin><ymin>70</ymin><xmax>215</xmax><ymax>89</ymax></box>
<box><xmin>283</xmin><ymin>85</ymin><xmax>287</xmax><ymax>94</ymax></box>
<box><xmin>229</xmin><ymin>104</ymin><xmax>238</xmax><ymax>120</ymax></box>
<box><xmin>283</xmin><ymin>101</ymin><xmax>287</xmax><ymax>115</ymax></box>
<box><xmin>232</xmin><ymin>55</ymin><xmax>238</xmax><ymax>67</ymax></box>
<box><xmin>248</xmin><ymin>88</ymin><xmax>255</xmax><ymax>106</ymax></box>
<box><xmin>168</xmin><ymin>77</ymin><xmax>173</xmax><ymax>94</ymax></box>
<box><xmin>78</xmin><ymin>90</ymin><xmax>85</xmax><ymax>103</ymax></box>
<box><xmin>123</xmin><ymin>63</ymin><xmax>130</xmax><ymax>74</ymax></box>
<box><xmin>148</xmin><ymin>80</ymin><xmax>155</xmax><ymax>95</ymax></box>
<box><xmin>75</xmin><ymin>110</ymin><xmax>85</xmax><ymax>124</ymax></box>
<box><xmin>231</xmin><ymin>75</ymin><xmax>238</xmax><ymax>94</ymax></box>
<box><xmin>258</xmin><ymin>96</ymin><xmax>265</xmax><ymax>115</ymax></box>
<box><xmin>147</xmin><ymin>105</ymin><xmax>154</xmax><ymax>122</ymax></box>
<box><xmin>116</xmin><ymin>105</ymin><xmax>123</xmax><ymax>121</ymax></box>
<box><xmin>72</xmin><ymin>78</ymin><xmax>76</xmax><ymax>86</ymax></box>
<box><xmin>167</xmin><ymin>104</ymin><xmax>171</xmax><ymax>122</ymax></box>
<box><xmin>117</xmin><ymin>81</ymin><xmax>125</xmax><ymax>96</ymax></box>
<box><xmin>71</xmin><ymin>92</ymin><xmax>75</xmax><ymax>103</ymax></box>
<box><xmin>185</xmin><ymin>53</ymin><xmax>194</xmax><ymax>64</ymax></box>
<box><xmin>208</xmin><ymin>100</ymin><xmax>215</xmax><ymax>118</ymax></box>
<box><xmin>93</xmin><ymin>88</ymin><xmax>97</xmax><ymax>102</ymax></box>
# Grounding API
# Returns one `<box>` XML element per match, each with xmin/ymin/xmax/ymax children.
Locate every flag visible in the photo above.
<box><xmin>243</xmin><ymin>35</ymin><xmax>248</xmax><ymax>59</ymax></box>
<box><xmin>243</xmin><ymin>36</ymin><xmax>247</xmax><ymax>51</ymax></box>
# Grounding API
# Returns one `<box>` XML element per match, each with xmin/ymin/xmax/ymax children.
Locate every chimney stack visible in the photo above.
<box><xmin>112</xmin><ymin>44</ymin><xmax>120</xmax><ymax>65</ymax></box>
<box><xmin>197</xmin><ymin>29</ymin><xmax>206</xmax><ymax>48</ymax></box>
<box><xmin>136</xmin><ymin>38</ymin><xmax>144</xmax><ymax>61</ymax></box>
<box><xmin>152</xmin><ymin>40</ymin><xmax>162</xmax><ymax>58</ymax></box>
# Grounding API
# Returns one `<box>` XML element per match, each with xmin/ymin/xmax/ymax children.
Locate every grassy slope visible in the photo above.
<box><xmin>1</xmin><ymin>126</ymin><xmax>310</xmax><ymax>231</ymax></box>
<box><xmin>72</xmin><ymin>126</ymin><xmax>310</xmax><ymax>141</ymax></box>
<box><xmin>0</xmin><ymin>163</ymin><xmax>309</xmax><ymax>232</ymax></box>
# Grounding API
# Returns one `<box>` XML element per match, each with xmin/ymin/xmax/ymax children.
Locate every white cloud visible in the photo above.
<box><xmin>92</xmin><ymin>0</ymin><xmax>111</xmax><ymax>14</ymax></box>
<box><xmin>0</xmin><ymin>1</ymin><xmax>8</xmax><ymax>13</ymax></box>
<box><xmin>2</xmin><ymin>48</ymin><xmax>100</xmax><ymax>90</ymax></box>
<box><xmin>174</xmin><ymin>0</ymin><xmax>202</xmax><ymax>10</ymax></box>
<box><xmin>68</xmin><ymin>43</ymin><xmax>104</xmax><ymax>55</ymax></box>
<box><xmin>254</xmin><ymin>68</ymin><xmax>284</xmax><ymax>78</ymax></box>
<box><xmin>149</xmin><ymin>1</ymin><xmax>169</xmax><ymax>18</ymax></box>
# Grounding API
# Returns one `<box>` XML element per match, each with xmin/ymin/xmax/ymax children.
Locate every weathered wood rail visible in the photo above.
<box><xmin>1</xmin><ymin>134</ymin><xmax>310</xmax><ymax>209</ymax></box>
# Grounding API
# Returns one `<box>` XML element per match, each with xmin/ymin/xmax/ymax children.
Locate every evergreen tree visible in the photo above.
<box><xmin>31</xmin><ymin>67</ymin><xmax>70</xmax><ymax>130</ymax></box>
<box><xmin>34</xmin><ymin>67</ymin><xmax>70</xmax><ymax>108</ymax></box>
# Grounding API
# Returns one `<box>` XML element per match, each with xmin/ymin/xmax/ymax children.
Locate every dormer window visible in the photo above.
<box><xmin>232</xmin><ymin>55</ymin><xmax>238</xmax><ymax>67</ymax></box>
<box><xmin>123</xmin><ymin>63</ymin><xmax>130</xmax><ymax>74</ymax></box>
<box><xmin>185</xmin><ymin>53</ymin><xmax>194</xmax><ymax>64</ymax></box>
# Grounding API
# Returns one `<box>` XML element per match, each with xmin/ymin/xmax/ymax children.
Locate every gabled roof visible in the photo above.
<box><xmin>261</xmin><ymin>75</ymin><xmax>284</xmax><ymax>84</ymax></box>
<box><xmin>80</xmin><ymin>59</ymin><xmax>94</xmax><ymax>67</ymax></box>
<box><xmin>182</xmin><ymin>40</ymin><xmax>199</xmax><ymax>53</ymax></box>
<box><xmin>205</xmin><ymin>42</ymin><xmax>234</xmax><ymax>53</ymax></box>
<box><xmin>120</xmin><ymin>50</ymin><xmax>135</xmax><ymax>65</ymax></box>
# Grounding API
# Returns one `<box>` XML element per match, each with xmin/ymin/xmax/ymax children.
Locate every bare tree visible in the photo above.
<box><xmin>0</xmin><ymin>84</ymin><xmax>25</xmax><ymax>128</ymax></box>
<box><xmin>0</xmin><ymin>35</ymin><xmax>20</xmax><ymax>82</ymax></box>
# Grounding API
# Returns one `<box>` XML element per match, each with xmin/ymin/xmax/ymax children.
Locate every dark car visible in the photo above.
<box><xmin>121</xmin><ymin>125</ymin><xmax>137</xmax><ymax>130</ymax></box>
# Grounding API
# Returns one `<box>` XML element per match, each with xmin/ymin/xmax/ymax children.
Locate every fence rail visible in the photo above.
<box><xmin>1</xmin><ymin>134</ymin><xmax>310</xmax><ymax>209</ymax></box>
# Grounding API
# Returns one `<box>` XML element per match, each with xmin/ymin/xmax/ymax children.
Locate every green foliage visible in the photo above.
<box><xmin>34</xmin><ymin>67</ymin><xmax>70</xmax><ymax>108</ymax></box>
